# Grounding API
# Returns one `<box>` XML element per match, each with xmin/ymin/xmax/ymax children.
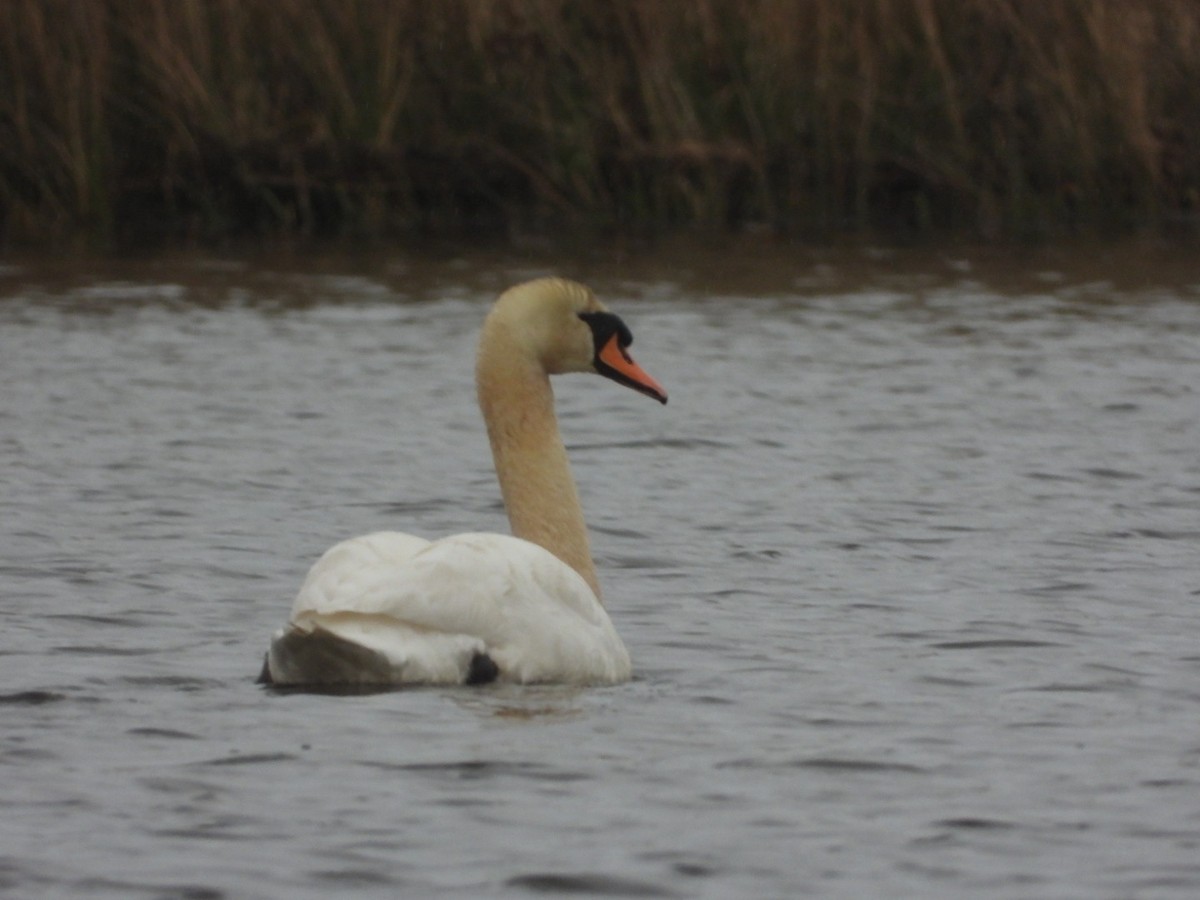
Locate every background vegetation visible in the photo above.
<box><xmin>2</xmin><ymin>0</ymin><xmax>1199</xmax><ymax>247</ymax></box>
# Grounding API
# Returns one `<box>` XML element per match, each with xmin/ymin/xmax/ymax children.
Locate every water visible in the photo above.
<box><xmin>2</xmin><ymin>243</ymin><xmax>1199</xmax><ymax>898</ymax></box>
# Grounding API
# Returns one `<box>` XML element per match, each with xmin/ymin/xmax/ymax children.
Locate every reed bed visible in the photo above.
<box><xmin>2</xmin><ymin>0</ymin><xmax>1198</xmax><ymax>245</ymax></box>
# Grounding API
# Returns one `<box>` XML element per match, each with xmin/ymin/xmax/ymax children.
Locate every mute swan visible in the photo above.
<box><xmin>260</xmin><ymin>278</ymin><xmax>667</xmax><ymax>686</ymax></box>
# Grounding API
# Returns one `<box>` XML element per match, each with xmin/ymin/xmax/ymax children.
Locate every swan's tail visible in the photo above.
<box><xmin>265</xmin><ymin>624</ymin><xmax>394</xmax><ymax>685</ymax></box>
<box><xmin>260</xmin><ymin>619</ymin><xmax>498</xmax><ymax>686</ymax></box>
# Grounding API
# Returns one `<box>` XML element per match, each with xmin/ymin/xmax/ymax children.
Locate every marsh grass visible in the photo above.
<box><xmin>2</xmin><ymin>0</ymin><xmax>1198</xmax><ymax>245</ymax></box>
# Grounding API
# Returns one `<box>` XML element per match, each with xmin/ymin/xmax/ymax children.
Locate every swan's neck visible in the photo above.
<box><xmin>476</xmin><ymin>331</ymin><xmax>601</xmax><ymax>599</ymax></box>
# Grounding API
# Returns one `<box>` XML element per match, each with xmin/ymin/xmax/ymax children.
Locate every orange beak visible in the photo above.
<box><xmin>598</xmin><ymin>333</ymin><xmax>668</xmax><ymax>404</ymax></box>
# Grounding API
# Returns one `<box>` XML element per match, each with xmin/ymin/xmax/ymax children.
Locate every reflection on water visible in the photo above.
<box><xmin>1</xmin><ymin>240</ymin><xmax>1199</xmax><ymax>898</ymax></box>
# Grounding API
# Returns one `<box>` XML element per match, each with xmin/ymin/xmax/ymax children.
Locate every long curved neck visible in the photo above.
<box><xmin>476</xmin><ymin>323</ymin><xmax>601</xmax><ymax>599</ymax></box>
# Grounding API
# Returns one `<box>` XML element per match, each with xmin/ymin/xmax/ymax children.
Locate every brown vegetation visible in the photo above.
<box><xmin>2</xmin><ymin>0</ymin><xmax>1198</xmax><ymax>246</ymax></box>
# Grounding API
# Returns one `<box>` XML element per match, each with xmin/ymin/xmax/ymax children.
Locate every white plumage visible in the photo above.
<box><xmin>269</xmin><ymin>531</ymin><xmax>630</xmax><ymax>684</ymax></box>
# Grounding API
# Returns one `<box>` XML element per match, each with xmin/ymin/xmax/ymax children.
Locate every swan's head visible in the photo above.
<box><xmin>486</xmin><ymin>278</ymin><xmax>667</xmax><ymax>404</ymax></box>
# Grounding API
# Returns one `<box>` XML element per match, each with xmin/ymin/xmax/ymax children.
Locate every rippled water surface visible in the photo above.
<box><xmin>2</xmin><ymin>243</ymin><xmax>1199</xmax><ymax>898</ymax></box>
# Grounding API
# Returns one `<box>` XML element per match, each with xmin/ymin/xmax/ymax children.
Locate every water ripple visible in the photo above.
<box><xmin>934</xmin><ymin>817</ymin><xmax>1018</xmax><ymax>831</ymax></box>
<box><xmin>0</xmin><ymin>691</ymin><xmax>66</xmax><ymax>706</ymax></box>
<box><xmin>197</xmin><ymin>753</ymin><xmax>298</xmax><ymax>767</ymax></box>
<box><xmin>506</xmin><ymin>872</ymin><xmax>680</xmax><ymax>897</ymax></box>
<box><xmin>932</xmin><ymin>639</ymin><xmax>1065</xmax><ymax>650</ymax></box>
<box><xmin>363</xmin><ymin>760</ymin><xmax>592</xmax><ymax>783</ymax></box>
<box><xmin>717</xmin><ymin>756</ymin><xmax>926</xmax><ymax>774</ymax></box>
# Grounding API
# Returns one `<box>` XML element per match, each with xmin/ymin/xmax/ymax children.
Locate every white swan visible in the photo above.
<box><xmin>261</xmin><ymin>278</ymin><xmax>667</xmax><ymax>686</ymax></box>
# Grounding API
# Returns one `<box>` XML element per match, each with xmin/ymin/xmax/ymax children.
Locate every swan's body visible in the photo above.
<box><xmin>262</xmin><ymin>278</ymin><xmax>666</xmax><ymax>686</ymax></box>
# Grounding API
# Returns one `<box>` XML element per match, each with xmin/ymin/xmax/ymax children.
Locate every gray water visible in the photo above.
<box><xmin>2</xmin><ymin>243</ymin><xmax>1199</xmax><ymax>898</ymax></box>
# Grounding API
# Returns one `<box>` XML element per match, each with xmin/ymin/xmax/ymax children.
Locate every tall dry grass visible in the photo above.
<box><xmin>1</xmin><ymin>0</ymin><xmax>1198</xmax><ymax>245</ymax></box>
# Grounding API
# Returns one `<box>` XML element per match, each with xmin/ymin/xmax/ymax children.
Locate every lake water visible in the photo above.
<box><xmin>2</xmin><ymin>240</ymin><xmax>1199</xmax><ymax>898</ymax></box>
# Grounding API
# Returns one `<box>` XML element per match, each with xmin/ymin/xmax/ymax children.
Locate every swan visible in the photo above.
<box><xmin>260</xmin><ymin>277</ymin><xmax>667</xmax><ymax>686</ymax></box>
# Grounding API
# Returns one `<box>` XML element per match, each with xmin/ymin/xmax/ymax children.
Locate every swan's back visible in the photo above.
<box><xmin>266</xmin><ymin>531</ymin><xmax>631</xmax><ymax>685</ymax></box>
